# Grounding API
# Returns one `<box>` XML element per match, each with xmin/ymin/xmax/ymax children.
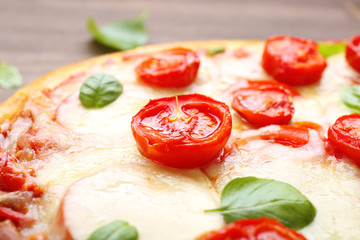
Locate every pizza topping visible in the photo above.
<box><xmin>346</xmin><ymin>35</ymin><xmax>360</xmax><ymax>73</ymax></box>
<box><xmin>135</xmin><ymin>48</ymin><xmax>200</xmax><ymax>88</ymax></box>
<box><xmin>87</xmin><ymin>11</ymin><xmax>149</xmax><ymax>50</ymax></box>
<box><xmin>79</xmin><ymin>73</ymin><xmax>123</xmax><ymax>108</ymax></box>
<box><xmin>0</xmin><ymin>206</ymin><xmax>34</xmax><ymax>228</ymax></box>
<box><xmin>87</xmin><ymin>220</ymin><xmax>138</xmax><ymax>240</ymax></box>
<box><xmin>232</xmin><ymin>84</ymin><xmax>295</xmax><ymax>127</ymax></box>
<box><xmin>0</xmin><ymin>220</ymin><xmax>23</xmax><ymax>240</ymax></box>
<box><xmin>206</xmin><ymin>47</ymin><xmax>225</xmax><ymax>56</ymax></box>
<box><xmin>232</xmin><ymin>48</ymin><xmax>250</xmax><ymax>58</ymax></box>
<box><xmin>205</xmin><ymin>177</ymin><xmax>316</xmax><ymax>230</ymax></box>
<box><xmin>328</xmin><ymin>114</ymin><xmax>360</xmax><ymax>167</ymax></box>
<box><xmin>318</xmin><ymin>40</ymin><xmax>346</xmax><ymax>58</ymax></box>
<box><xmin>262</xmin><ymin>35</ymin><xmax>327</xmax><ymax>86</ymax></box>
<box><xmin>340</xmin><ymin>85</ymin><xmax>360</xmax><ymax>113</ymax></box>
<box><xmin>198</xmin><ymin>217</ymin><xmax>307</xmax><ymax>240</ymax></box>
<box><xmin>260</xmin><ymin>125</ymin><xmax>310</xmax><ymax>147</ymax></box>
<box><xmin>131</xmin><ymin>93</ymin><xmax>232</xmax><ymax>168</ymax></box>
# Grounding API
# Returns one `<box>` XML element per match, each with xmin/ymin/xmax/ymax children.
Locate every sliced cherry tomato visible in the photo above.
<box><xmin>261</xmin><ymin>125</ymin><xmax>309</xmax><ymax>147</ymax></box>
<box><xmin>232</xmin><ymin>85</ymin><xmax>294</xmax><ymax>127</ymax></box>
<box><xmin>198</xmin><ymin>218</ymin><xmax>306</xmax><ymax>240</ymax></box>
<box><xmin>328</xmin><ymin>114</ymin><xmax>360</xmax><ymax>167</ymax></box>
<box><xmin>346</xmin><ymin>35</ymin><xmax>360</xmax><ymax>73</ymax></box>
<box><xmin>135</xmin><ymin>48</ymin><xmax>200</xmax><ymax>88</ymax></box>
<box><xmin>262</xmin><ymin>36</ymin><xmax>327</xmax><ymax>86</ymax></box>
<box><xmin>131</xmin><ymin>94</ymin><xmax>232</xmax><ymax>168</ymax></box>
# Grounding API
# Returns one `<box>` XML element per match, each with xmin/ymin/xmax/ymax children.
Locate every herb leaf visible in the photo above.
<box><xmin>318</xmin><ymin>41</ymin><xmax>346</xmax><ymax>58</ymax></box>
<box><xmin>207</xmin><ymin>47</ymin><xmax>225</xmax><ymax>56</ymax></box>
<box><xmin>341</xmin><ymin>85</ymin><xmax>360</xmax><ymax>113</ymax></box>
<box><xmin>87</xmin><ymin>11</ymin><xmax>149</xmax><ymax>50</ymax></box>
<box><xmin>79</xmin><ymin>73</ymin><xmax>123</xmax><ymax>108</ymax></box>
<box><xmin>0</xmin><ymin>61</ymin><xmax>22</xmax><ymax>89</ymax></box>
<box><xmin>206</xmin><ymin>177</ymin><xmax>316</xmax><ymax>230</ymax></box>
<box><xmin>87</xmin><ymin>220</ymin><xmax>138</xmax><ymax>240</ymax></box>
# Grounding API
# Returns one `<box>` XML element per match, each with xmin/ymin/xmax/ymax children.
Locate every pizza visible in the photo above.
<box><xmin>1</xmin><ymin>35</ymin><xmax>360</xmax><ymax>240</ymax></box>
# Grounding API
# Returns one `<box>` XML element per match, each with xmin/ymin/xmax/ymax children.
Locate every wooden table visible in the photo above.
<box><xmin>0</xmin><ymin>0</ymin><xmax>359</xmax><ymax>101</ymax></box>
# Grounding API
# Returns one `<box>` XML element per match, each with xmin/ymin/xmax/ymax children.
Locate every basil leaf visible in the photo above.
<box><xmin>341</xmin><ymin>85</ymin><xmax>360</xmax><ymax>113</ymax></box>
<box><xmin>79</xmin><ymin>73</ymin><xmax>123</xmax><ymax>108</ymax></box>
<box><xmin>206</xmin><ymin>177</ymin><xmax>316</xmax><ymax>230</ymax></box>
<box><xmin>87</xmin><ymin>11</ymin><xmax>149</xmax><ymax>50</ymax></box>
<box><xmin>87</xmin><ymin>220</ymin><xmax>138</xmax><ymax>240</ymax></box>
<box><xmin>207</xmin><ymin>47</ymin><xmax>225</xmax><ymax>56</ymax></box>
<box><xmin>318</xmin><ymin>41</ymin><xmax>346</xmax><ymax>58</ymax></box>
<box><xmin>0</xmin><ymin>61</ymin><xmax>22</xmax><ymax>89</ymax></box>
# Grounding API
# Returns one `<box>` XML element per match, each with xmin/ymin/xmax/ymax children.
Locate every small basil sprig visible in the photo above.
<box><xmin>87</xmin><ymin>220</ymin><xmax>138</xmax><ymax>240</ymax></box>
<box><xmin>79</xmin><ymin>73</ymin><xmax>123</xmax><ymax>108</ymax></box>
<box><xmin>207</xmin><ymin>47</ymin><xmax>225</xmax><ymax>56</ymax></box>
<box><xmin>341</xmin><ymin>85</ymin><xmax>360</xmax><ymax>113</ymax></box>
<box><xmin>87</xmin><ymin>11</ymin><xmax>149</xmax><ymax>50</ymax></box>
<box><xmin>0</xmin><ymin>61</ymin><xmax>22</xmax><ymax>89</ymax></box>
<box><xmin>206</xmin><ymin>177</ymin><xmax>316</xmax><ymax>230</ymax></box>
<box><xmin>318</xmin><ymin>41</ymin><xmax>346</xmax><ymax>58</ymax></box>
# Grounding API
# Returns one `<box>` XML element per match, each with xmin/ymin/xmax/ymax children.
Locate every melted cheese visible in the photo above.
<box><xmin>55</xmin><ymin>163</ymin><xmax>223</xmax><ymax>240</ymax></box>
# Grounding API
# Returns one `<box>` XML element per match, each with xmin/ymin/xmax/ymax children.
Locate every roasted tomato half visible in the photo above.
<box><xmin>346</xmin><ymin>35</ymin><xmax>360</xmax><ymax>73</ymax></box>
<box><xmin>328</xmin><ymin>114</ymin><xmax>360</xmax><ymax>167</ymax></box>
<box><xmin>131</xmin><ymin>94</ymin><xmax>232</xmax><ymax>168</ymax></box>
<box><xmin>262</xmin><ymin>35</ymin><xmax>327</xmax><ymax>86</ymax></box>
<box><xmin>135</xmin><ymin>48</ymin><xmax>200</xmax><ymax>88</ymax></box>
<box><xmin>232</xmin><ymin>83</ymin><xmax>295</xmax><ymax>127</ymax></box>
<box><xmin>198</xmin><ymin>217</ymin><xmax>306</xmax><ymax>240</ymax></box>
<box><xmin>261</xmin><ymin>125</ymin><xmax>310</xmax><ymax>148</ymax></box>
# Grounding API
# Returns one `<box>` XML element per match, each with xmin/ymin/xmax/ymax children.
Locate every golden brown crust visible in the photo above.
<box><xmin>0</xmin><ymin>40</ymin><xmax>262</xmax><ymax>121</ymax></box>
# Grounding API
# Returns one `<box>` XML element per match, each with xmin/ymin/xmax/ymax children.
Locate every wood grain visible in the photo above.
<box><xmin>0</xmin><ymin>0</ymin><xmax>358</xmax><ymax>101</ymax></box>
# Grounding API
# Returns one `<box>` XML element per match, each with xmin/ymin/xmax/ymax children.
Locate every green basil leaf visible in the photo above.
<box><xmin>87</xmin><ymin>11</ymin><xmax>149</xmax><ymax>50</ymax></box>
<box><xmin>206</xmin><ymin>176</ymin><xmax>316</xmax><ymax>230</ymax></box>
<box><xmin>87</xmin><ymin>220</ymin><xmax>138</xmax><ymax>240</ymax></box>
<box><xmin>340</xmin><ymin>85</ymin><xmax>360</xmax><ymax>113</ymax></box>
<box><xmin>79</xmin><ymin>73</ymin><xmax>123</xmax><ymax>108</ymax></box>
<box><xmin>318</xmin><ymin>41</ymin><xmax>346</xmax><ymax>58</ymax></box>
<box><xmin>206</xmin><ymin>47</ymin><xmax>225</xmax><ymax>56</ymax></box>
<box><xmin>0</xmin><ymin>61</ymin><xmax>22</xmax><ymax>89</ymax></box>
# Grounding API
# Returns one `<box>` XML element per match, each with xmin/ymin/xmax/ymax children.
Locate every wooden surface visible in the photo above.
<box><xmin>0</xmin><ymin>0</ymin><xmax>359</xmax><ymax>101</ymax></box>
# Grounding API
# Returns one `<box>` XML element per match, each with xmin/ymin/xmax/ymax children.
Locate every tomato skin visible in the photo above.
<box><xmin>261</xmin><ymin>125</ymin><xmax>309</xmax><ymax>147</ymax></box>
<box><xmin>0</xmin><ymin>151</ymin><xmax>26</xmax><ymax>192</ymax></box>
<box><xmin>232</xmin><ymin>85</ymin><xmax>294</xmax><ymax>127</ymax></box>
<box><xmin>328</xmin><ymin>114</ymin><xmax>360</xmax><ymax>167</ymax></box>
<box><xmin>135</xmin><ymin>48</ymin><xmax>200</xmax><ymax>88</ymax></box>
<box><xmin>346</xmin><ymin>35</ymin><xmax>360</xmax><ymax>73</ymax></box>
<box><xmin>262</xmin><ymin>36</ymin><xmax>327</xmax><ymax>86</ymax></box>
<box><xmin>198</xmin><ymin>218</ymin><xmax>306</xmax><ymax>240</ymax></box>
<box><xmin>131</xmin><ymin>94</ymin><xmax>232</xmax><ymax>168</ymax></box>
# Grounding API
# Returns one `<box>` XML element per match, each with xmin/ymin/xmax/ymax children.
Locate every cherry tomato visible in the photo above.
<box><xmin>232</xmin><ymin>84</ymin><xmax>294</xmax><ymax>127</ymax></box>
<box><xmin>198</xmin><ymin>218</ymin><xmax>306</xmax><ymax>240</ymax></box>
<box><xmin>261</xmin><ymin>125</ymin><xmax>309</xmax><ymax>147</ymax></box>
<box><xmin>346</xmin><ymin>35</ymin><xmax>360</xmax><ymax>73</ymax></box>
<box><xmin>135</xmin><ymin>48</ymin><xmax>200</xmax><ymax>87</ymax></box>
<box><xmin>328</xmin><ymin>114</ymin><xmax>360</xmax><ymax>167</ymax></box>
<box><xmin>131</xmin><ymin>94</ymin><xmax>232</xmax><ymax>168</ymax></box>
<box><xmin>0</xmin><ymin>151</ymin><xmax>26</xmax><ymax>192</ymax></box>
<box><xmin>262</xmin><ymin>36</ymin><xmax>327</xmax><ymax>86</ymax></box>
